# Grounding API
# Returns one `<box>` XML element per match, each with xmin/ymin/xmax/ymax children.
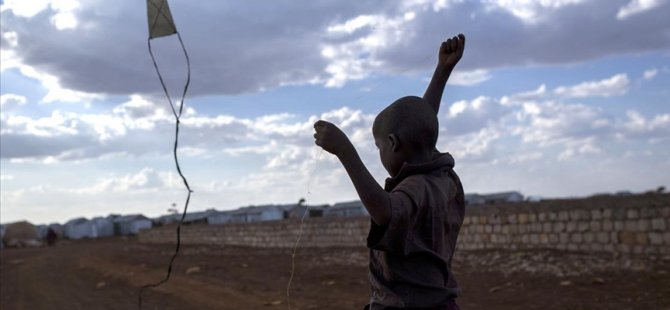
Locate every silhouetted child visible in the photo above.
<box><xmin>313</xmin><ymin>34</ymin><xmax>466</xmax><ymax>310</ymax></box>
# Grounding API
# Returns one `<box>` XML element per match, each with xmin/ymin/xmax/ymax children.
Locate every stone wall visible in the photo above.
<box><xmin>139</xmin><ymin>194</ymin><xmax>670</xmax><ymax>254</ymax></box>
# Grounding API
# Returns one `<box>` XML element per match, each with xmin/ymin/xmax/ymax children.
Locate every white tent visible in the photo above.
<box><xmin>92</xmin><ymin>217</ymin><xmax>114</xmax><ymax>237</ymax></box>
<box><xmin>114</xmin><ymin>215</ymin><xmax>152</xmax><ymax>235</ymax></box>
<box><xmin>64</xmin><ymin>218</ymin><xmax>98</xmax><ymax>240</ymax></box>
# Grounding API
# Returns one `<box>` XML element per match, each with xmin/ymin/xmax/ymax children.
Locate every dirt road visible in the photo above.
<box><xmin>1</xmin><ymin>238</ymin><xmax>669</xmax><ymax>309</ymax></box>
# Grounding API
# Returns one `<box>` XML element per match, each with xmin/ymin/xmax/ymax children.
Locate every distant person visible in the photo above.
<box><xmin>46</xmin><ymin>227</ymin><xmax>58</xmax><ymax>246</ymax></box>
<box><xmin>313</xmin><ymin>34</ymin><xmax>466</xmax><ymax>309</ymax></box>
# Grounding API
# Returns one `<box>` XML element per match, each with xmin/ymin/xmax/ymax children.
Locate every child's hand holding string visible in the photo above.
<box><xmin>313</xmin><ymin>120</ymin><xmax>353</xmax><ymax>157</ymax></box>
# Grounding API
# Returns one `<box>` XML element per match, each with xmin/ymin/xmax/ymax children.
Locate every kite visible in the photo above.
<box><xmin>139</xmin><ymin>0</ymin><xmax>192</xmax><ymax>308</ymax></box>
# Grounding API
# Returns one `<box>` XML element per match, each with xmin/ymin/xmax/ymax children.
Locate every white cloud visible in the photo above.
<box><xmin>1</xmin><ymin>49</ymin><xmax>103</xmax><ymax>104</ymax></box>
<box><xmin>643</xmin><ymin>68</ymin><xmax>658</xmax><ymax>80</ymax></box>
<box><xmin>1</xmin><ymin>0</ymin><xmax>669</xmax><ymax>96</ymax></box>
<box><xmin>0</xmin><ymin>93</ymin><xmax>27</xmax><ymax>107</ymax></box>
<box><xmin>617</xmin><ymin>0</ymin><xmax>665</xmax><ymax>20</ymax></box>
<box><xmin>484</xmin><ymin>0</ymin><xmax>584</xmax><ymax>23</ymax></box>
<box><xmin>554</xmin><ymin>74</ymin><xmax>630</xmax><ymax>98</ymax></box>
<box><xmin>0</xmin><ymin>174</ymin><xmax>14</xmax><ymax>181</ymax></box>
<box><xmin>448</xmin><ymin>69</ymin><xmax>492</xmax><ymax>86</ymax></box>
<box><xmin>74</xmin><ymin>168</ymin><xmax>180</xmax><ymax>194</ymax></box>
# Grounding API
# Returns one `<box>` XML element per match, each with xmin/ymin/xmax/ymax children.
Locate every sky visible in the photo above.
<box><xmin>1</xmin><ymin>0</ymin><xmax>669</xmax><ymax>225</ymax></box>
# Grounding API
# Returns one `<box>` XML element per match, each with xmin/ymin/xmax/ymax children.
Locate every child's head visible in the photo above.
<box><xmin>372</xmin><ymin>96</ymin><xmax>438</xmax><ymax>176</ymax></box>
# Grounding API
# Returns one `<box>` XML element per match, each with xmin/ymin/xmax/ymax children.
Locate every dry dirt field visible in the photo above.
<box><xmin>1</xmin><ymin>238</ymin><xmax>669</xmax><ymax>310</ymax></box>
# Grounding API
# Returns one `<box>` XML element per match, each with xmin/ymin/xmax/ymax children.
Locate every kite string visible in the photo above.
<box><xmin>138</xmin><ymin>30</ymin><xmax>192</xmax><ymax>310</ymax></box>
<box><xmin>286</xmin><ymin>147</ymin><xmax>323</xmax><ymax>310</ymax></box>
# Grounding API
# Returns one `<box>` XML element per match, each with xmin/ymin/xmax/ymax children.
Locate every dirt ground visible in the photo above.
<box><xmin>1</xmin><ymin>238</ymin><xmax>669</xmax><ymax>310</ymax></box>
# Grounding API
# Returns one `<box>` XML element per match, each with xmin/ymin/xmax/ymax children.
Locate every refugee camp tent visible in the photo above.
<box><xmin>207</xmin><ymin>211</ymin><xmax>232</xmax><ymax>225</ymax></box>
<box><xmin>229</xmin><ymin>205</ymin><xmax>285</xmax><ymax>223</ymax></box>
<box><xmin>114</xmin><ymin>214</ymin><xmax>152</xmax><ymax>235</ymax></box>
<box><xmin>324</xmin><ymin>201</ymin><xmax>368</xmax><ymax>217</ymax></box>
<box><xmin>92</xmin><ymin>217</ymin><xmax>114</xmax><ymax>237</ymax></box>
<box><xmin>2</xmin><ymin>221</ymin><xmax>41</xmax><ymax>248</ymax></box>
<box><xmin>481</xmin><ymin>191</ymin><xmax>524</xmax><ymax>204</ymax></box>
<box><xmin>64</xmin><ymin>218</ymin><xmax>98</xmax><ymax>240</ymax></box>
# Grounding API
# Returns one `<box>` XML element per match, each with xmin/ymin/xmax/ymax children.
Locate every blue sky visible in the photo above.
<box><xmin>1</xmin><ymin>0</ymin><xmax>669</xmax><ymax>224</ymax></box>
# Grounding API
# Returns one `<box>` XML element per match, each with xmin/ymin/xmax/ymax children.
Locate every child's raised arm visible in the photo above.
<box><xmin>423</xmin><ymin>33</ymin><xmax>465</xmax><ymax>114</ymax></box>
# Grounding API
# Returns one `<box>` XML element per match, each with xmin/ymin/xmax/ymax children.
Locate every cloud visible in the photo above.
<box><xmin>448</xmin><ymin>69</ymin><xmax>492</xmax><ymax>86</ymax></box>
<box><xmin>1</xmin><ymin>0</ymin><xmax>668</xmax><ymax>97</ymax></box>
<box><xmin>617</xmin><ymin>0</ymin><xmax>665</xmax><ymax>19</ymax></box>
<box><xmin>643</xmin><ymin>68</ymin><xmax>658</xmax><ymax>80</ymax></box>
<box><xmin>0</xmin><ymin>93</ymin><xmax>27</xmax><ymax>107</ymax></box>
<box><xmin>554</xmin><ymin>74</ymin><xmax>630</xmax><ymax>98</ymax></box>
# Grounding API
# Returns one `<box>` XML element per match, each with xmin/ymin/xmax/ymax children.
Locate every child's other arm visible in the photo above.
<box><xmin>313</xmin><ymin>120</ymin><xmax>391</xmax><ymax>226</ymax></box>
<box><xmin>422</xmin><ymin>33</ymin><xmax>465</xmax><ymax>114</ymax></box>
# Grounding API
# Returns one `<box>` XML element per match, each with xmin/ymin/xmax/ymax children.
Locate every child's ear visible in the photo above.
<box><xmin>388</xmin><ymin>133</ymin><xmax>400</xmax><ymax>153</ymax></box>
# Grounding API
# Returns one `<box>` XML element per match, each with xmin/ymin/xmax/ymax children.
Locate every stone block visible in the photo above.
<box><xmin>661</xmin><ymin>207</ymin><xmax>670</xmax><ymax>217</ymax></box>
<box><xmin>493</xmin><ymin>225</ymin><xmax>501</xmax><ymax>233</ymax></box>
<box><xmin>548</xmin><ymin>212</ymin><xmax>557</xmax><ymax>221</ymax></box>
<box><xmin>602</xmin><ymin>208</ymin><xmax>613</xmax><ymax>219</ymax></box>
<box><xmin>614</xmin><ymin>221</ymin><xmax>624</xmax><ymax>231</ymax></box>
<box><xmin>584</xmin><ymin>232</ymin><xmax>594</xmax><ymax>243</ymax></box>
<box><xmin>501</xmin><ymin>225</ymin><xmax>509</xmax><ymax>234</ymax></box>
<box><xmin>602</xmin><ymin>220</ymin><xmax>613</xmax><ymax>232</ymax></box>
<box><xmin>626</xmin><ymin>209</ymin><xmax>639</xmax><ymax>220</ymax></box>
<box><xmin>664</xmin><ymin>232</ymin><xmax>670</xmax><ymax>245</ymax></box>
<box><xmin>568</xmin><ymin>244</ymin><xmax>578</xmax><ymax>251</ymax></box>
<box><xmin>518</xmin><ymin>213</ymin><xmax>529</xmax><ymax>224</ymax></box>
<box><xmin>625</xmin><ymin>220</ymin><xmax>638</xmax><ymax>232</ymax></box>
<box><xmin>557</xmin><ymin>244</ymin><xmax>567</xmax><ymax>250</ymax></box>
<box><xmin>571</xmin><ymin>233</ymin><xmax>583</xmax><ymax>243</ymax></box>
<box><xmin>617</xmin><ymin>244</ymin><xmax>631</xmax><ymax>253</ymax></box>
<box><xmin>543</xmin><ymin>222</ymin><xmax>552</xmax><ymax>232</ymax></box>
<box><xmin>578</xmin><ymin>222</ymin><xmax>589</xmax><ymax>232</ymax></box>
<box><xmin>538</xmin><ymin>212</ymin><xmax>547</xmax><ymax>221</ymax></box>
<box><xmin>612</xmin><ymin>207</ymin><xmax>627</xmax><ymax>220</ymax></box>
<box><xmin>539</xmin><ymin>234</ymin><xmax>549</xmax><ymax>244</ymax></box>
<box><xmin>507</xmin><ymin>214</ymin><xmax>517</xmax><ymax>224</ymax></box>
<box><xmin>579</xmin><ymin>244</ymin><xmax>590</xmax><ymax>251</ymax></box>
<box><xmin>591</xmin><ymin>209</ymin><xmax>603</xmax><ymax>220</ymax></box>
<box><xmin>566</xmin><ymin>221</ymin><xmax>576</xmax><ymax>232</ymax></box>
<box><xmin>640</xmin><ymin>207</ymin><xmax>657</xmax><ymax>218</ymax></box>
<box><xmin>649</xmin><ymin>232</ymin><xmax>663</xmax><ymax>245</ymax></box>
<box><xmin>636</xmin><ymin>233</ymin><xmax>648</xmax><ymax>245</ymax></box>
<box><xmin>651</xmin><ymin>218</ymin><xmax>666</xmax><ymax>231</ymax></box>
<box><xmin>560</xmin><ymin>233</ymin><xmax>569</xmax><ymax>244</ymax></box>
<box><xmin>529</xmin><ymin>213</ymin><xmax>537</xmax><ymax>222</ymax></box>
<box><xmin>558</xmin><ymin>211</ymin><xmax>569</xmax><ymax>221</ymax></box>
<box><xmin>633</xmin><ymin>245</ymin><xmax>644</xmax><ymax>254</ymax></box>
<box><xmin>519</xmin><ymin>225</ymin><xmax>528</xmax><ymax>234</ymax></box>
<box><xmin>463</xmin><ymin>217</ymin><xmax>471</xmax><ymax>225</ymax></box>
<box><xmin>521</xmin><ymin>235</ymin><xmax>529</xmax><ymax>243</ymax></box>
<box><xmin>637</xmin><ymin>219</ymin><xmax>650</xmax><ymax>231</ymax></box>
<box><xmin>530</xmin><ymin>234</ymin><xmax>539</xmax><ymax>244</ymax></box>
<box><xmin>554</xmin><ymin>222</ymin><xmax>566</xmax><ymax>233</ymax></box>
<box><xmin>596</xmin><ymin>232</ymin><xmax>609</xmax><ymax>243</ymax></box>
<box><xmin>603</xmin><ymin>244</ymin><xmax>615</xmax><ymax>252</ymax></box>
<box><xmin>485</xmin><ymin>225</ymin><xmax>492</xmax><ymax>233</ymax></box>
<box><xmin>591</xmin><ymin>243</ymin><xmax>603</xmax><ymax>252</ymax></box>
<box><xmin>590</xmin><ymin>221</ymin><xmax>602</xmax><ymax>232</ymax></box>
<box><xmin>549</xmin><ymin>234</ymin><xmax>559</xmax><ymax>243</ymax></box>
<box><xmin>619</xmin><ymin>231</ymin><xmax>636</xmax><ymax>245</ymax></box>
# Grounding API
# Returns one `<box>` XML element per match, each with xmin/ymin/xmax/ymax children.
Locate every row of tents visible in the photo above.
<box><xmin>0</xmin><ymin>214</ymin><xmax>153</xmax><ymax>248</ymax></box>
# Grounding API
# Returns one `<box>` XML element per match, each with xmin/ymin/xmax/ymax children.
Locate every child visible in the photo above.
<box><xmin>313</xmin><ymin>34</ymin><xmax>466</xmax><ymax>310</ymax></box>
